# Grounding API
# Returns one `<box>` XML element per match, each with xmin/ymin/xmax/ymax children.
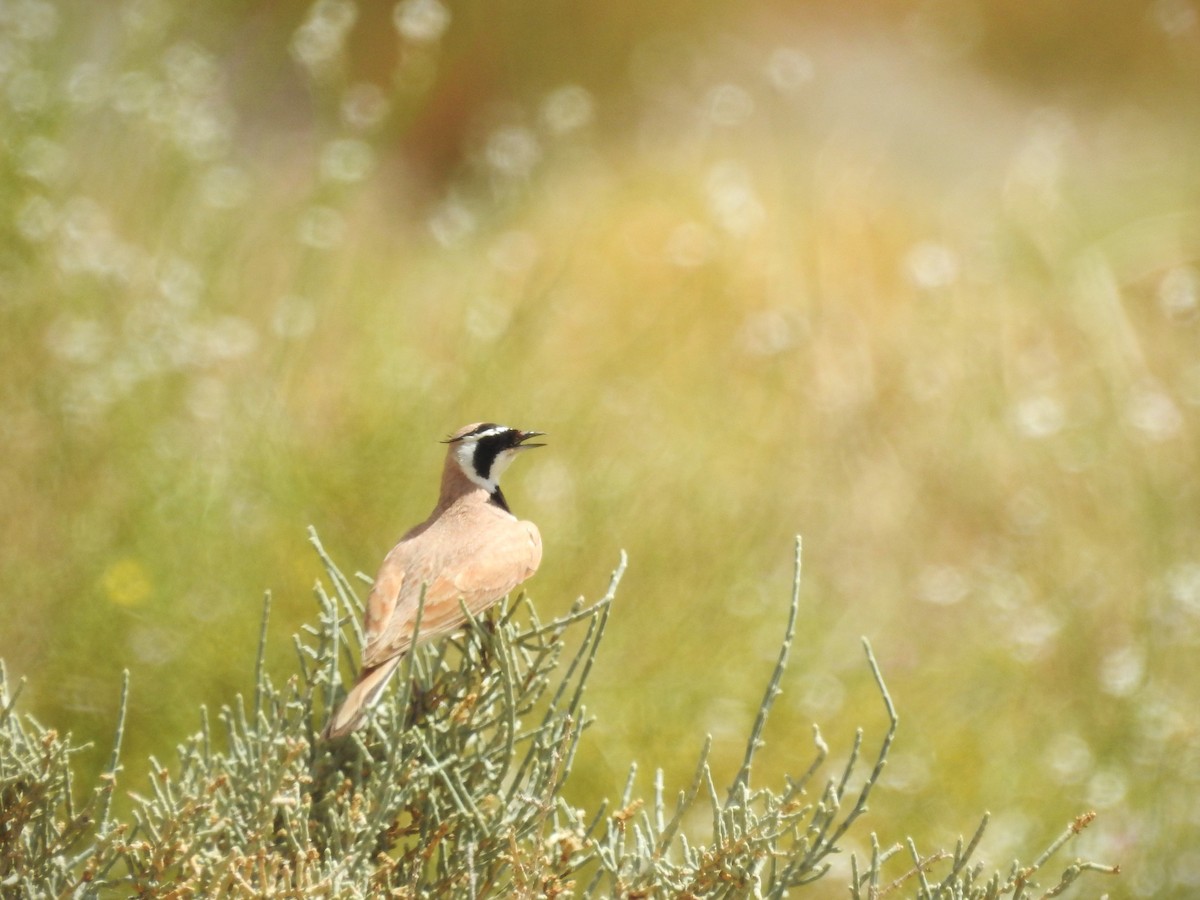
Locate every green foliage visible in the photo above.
<box><xmin>1</xmin><ymin>535</ymin><xmax>1115</xmax><ymax>897</ymax></box>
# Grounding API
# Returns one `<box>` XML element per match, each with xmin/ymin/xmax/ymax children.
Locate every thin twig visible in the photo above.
<box><xmin>730</xmin><ymin>536</ymin><xmax>802</xmax><ymax>799</ymax></box>
<box><xmin>97</xmin><ymin>669</ymin><xmax>130</xmax><ymax>835</ymax></box>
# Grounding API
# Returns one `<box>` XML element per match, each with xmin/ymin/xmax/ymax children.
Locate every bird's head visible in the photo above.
<box><xmin>443</xmin><ymin>422</ymin><xmax>545</xmax><ymax>493</ymax></box>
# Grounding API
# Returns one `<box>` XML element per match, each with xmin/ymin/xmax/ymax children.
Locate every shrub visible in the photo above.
<box><xmin>0</xmin><ymin>532</ymin><xmax>1116</xmax><ymax>897</ymax></box>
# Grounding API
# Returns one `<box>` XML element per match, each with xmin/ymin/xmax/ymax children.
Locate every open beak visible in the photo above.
<box><xmin>515</xmin><ymin>430</ymin><xmax>546</xmax><ymax>449</ymax></box>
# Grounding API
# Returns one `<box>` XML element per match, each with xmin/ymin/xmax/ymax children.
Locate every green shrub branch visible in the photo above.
<box><xmin>0</xmin><ymin>533</ymin><xmax>1117</xmax><ymax>897</ymax></box>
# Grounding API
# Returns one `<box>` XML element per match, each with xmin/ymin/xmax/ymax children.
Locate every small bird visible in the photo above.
<box><xmin>322</xmin><ymin>422</ymin><xmax>545</xmax><ymax>739</ymax></box>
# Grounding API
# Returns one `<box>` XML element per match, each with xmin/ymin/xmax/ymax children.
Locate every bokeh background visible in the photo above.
<box><xmin>3</xmin><ymin>0</ymin><xmax>1199</xmax><ymax>894</ymax></box>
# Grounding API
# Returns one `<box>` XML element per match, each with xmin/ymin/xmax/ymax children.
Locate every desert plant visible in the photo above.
<box><xmin>0</xmin><ymin>533</ymin><xmax>1117</xmax><ymax>897</ymax></box>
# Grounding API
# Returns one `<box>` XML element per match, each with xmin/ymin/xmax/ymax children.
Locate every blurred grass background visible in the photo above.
<box><xmin>2</xmin><ymin>0</ymin><xmax>1199</xmax><ymax>894</ymax></box>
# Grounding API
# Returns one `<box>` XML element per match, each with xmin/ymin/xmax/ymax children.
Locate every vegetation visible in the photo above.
<box><xmin>3</xmin><ymin>0</ymin><xmax>1199</xmax><ymax>895</ymax></box>
<box><xmin>1</xmin><ymin>534</ymin><xmax>1115</xmax><ymax>896</ymax></box>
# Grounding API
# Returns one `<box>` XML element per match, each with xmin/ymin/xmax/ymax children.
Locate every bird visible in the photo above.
<box><xmin>321</xmin><ymin>422</ymin><xmax>545</xmax><ymax>739</ymax></box>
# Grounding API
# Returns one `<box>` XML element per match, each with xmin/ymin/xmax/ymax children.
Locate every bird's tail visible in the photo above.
<box><xmin>321</xmin><ymin>656</ymin><xmax>403</xmax><ymax>740</ymax></box>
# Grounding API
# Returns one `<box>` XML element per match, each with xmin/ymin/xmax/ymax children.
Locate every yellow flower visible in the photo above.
<box><xmin>101</xmin><ymin>558</ymin><xmax>153</xmax><ymax>607</ymax></box>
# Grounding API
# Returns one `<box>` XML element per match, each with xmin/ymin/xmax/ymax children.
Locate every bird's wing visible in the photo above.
<box><xmin>450</xmin><ymin>518</ymin><xmax>542</xmax><ymax>619</ymax></box>
<box><xmin>362</xmin><ymin>552</ymin><xmax>405</xmax><ymax>647</ymax></box>
<box><xmin>361</xmin><ymin>518</ymin><xmax>542</xmax><ymax>669</ymax></box>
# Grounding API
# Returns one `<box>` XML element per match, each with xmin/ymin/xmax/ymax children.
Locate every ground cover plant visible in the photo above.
<box><xmin>0</xmin><ymin>533</ymin><xmax>1115</xmax><ymax>896</ymax></box>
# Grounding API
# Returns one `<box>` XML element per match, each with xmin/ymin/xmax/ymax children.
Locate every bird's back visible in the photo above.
<box><xmin>361</xmin><ymin>497</ymin><xmax>541</xmax><ymax>668</ymax></box>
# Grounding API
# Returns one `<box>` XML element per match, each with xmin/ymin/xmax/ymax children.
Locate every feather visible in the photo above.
<box><xmin>321</xmin><ymin>423</ymin><xmax>543</xmax><ymax>739</ymax></box>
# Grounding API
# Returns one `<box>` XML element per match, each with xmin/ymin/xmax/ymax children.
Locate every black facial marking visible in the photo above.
<box><xmin>471</xmin><ymin>429</ymin><xmax>516</xmax><ymax>480</ymax></box>
<box><xmin>489</xmin><ymin>486</ymin><xmax>512</xmax><ymax>513</ymax></box>
<box><xmin>445</xmin><ymin>422</ymin><xmax>501</xmax><ymax>444</ymax></box>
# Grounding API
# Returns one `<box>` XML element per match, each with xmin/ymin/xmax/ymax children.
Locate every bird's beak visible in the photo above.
<box><xmin>515</xmin><ymin>430</ymin><xmax>546</xmax><ymax>449</ymax></box>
